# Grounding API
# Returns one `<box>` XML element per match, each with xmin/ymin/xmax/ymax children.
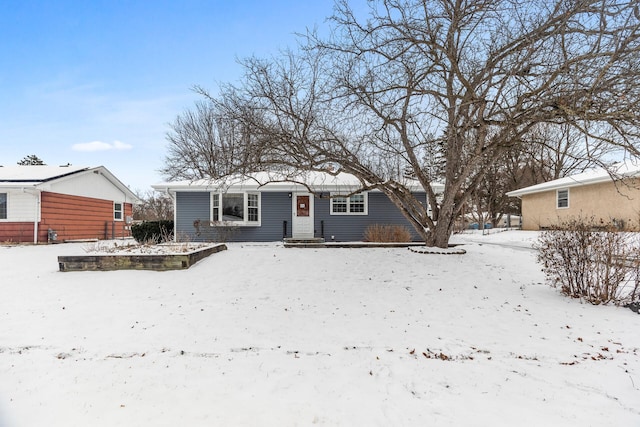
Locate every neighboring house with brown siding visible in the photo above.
<box><xmin>506</xmin><ymin>162</ymin><xmax>640</xmax><ymax>231</ymax></box>
<box><xmin>0</xmin><ymin>165</ymin><xmax>140</xmax><ymax>243</ymax></box>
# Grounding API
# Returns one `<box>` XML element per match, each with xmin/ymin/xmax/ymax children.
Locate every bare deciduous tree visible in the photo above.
<box><xmin>472</xmin><ymin>122</ymin><xmax>611</xmax><ymax>227</ymax></box>
<box><xmin>523</xmin><ymin>123</ymin><xmax>612</xmax><ymax>180</ymax></box>
<box><xmin>167</xmin><ymin>0</ymin><xmax>640</xmax><ymax>247</ymax></box>
<box><xmin>133</xmin><ymin>190</ymin><xmax>173</xmax><ymax>221</ymax></box>
<box><xmin>162</xmin><ymin>99</ymin><xmax>260</xmax><ymax>181</ymax></box>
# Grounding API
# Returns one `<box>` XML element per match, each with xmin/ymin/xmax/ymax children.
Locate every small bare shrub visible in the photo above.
<box><xmin>364</xmin><ymin>224</ymin><xmax>412</xmax><ymax>242</ymax></box>
<box><xmin>192</xmin><ymin>219</ymin><xmax>238</xmax><ymax>242</ymax></box>
<box><xmin>175</xmin><ymin>231</ymin><xmax>193</xmax><ymax>243</ymax></box>
<box><xmin>536</xmin><ymin>217</ymin><xmax>640</xmax><ymax>305</ymax></box>
<box><xmin>210</xmin><ymin>222</ymin><xmax>239</xmax><ymax>243</ymax></box>
<box><xmin>83</xmin><ymin>241</ymin><xmax>139</xmax><ymax>253</ymax></box>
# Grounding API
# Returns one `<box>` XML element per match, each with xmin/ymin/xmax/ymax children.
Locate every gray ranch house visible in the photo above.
<box><xmin>152</xmin><ymin>171</ymin><xmax>443</xmax><ymax>242</ymax></box>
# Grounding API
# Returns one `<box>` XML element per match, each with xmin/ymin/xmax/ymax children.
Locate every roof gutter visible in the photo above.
<box><xmin>507</xmin><ymin>166</ymin><xmax>640</xmax><ymax>198</ymax></box>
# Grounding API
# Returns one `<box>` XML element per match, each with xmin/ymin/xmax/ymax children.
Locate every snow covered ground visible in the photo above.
<box><xmin>1</xmin><ymin>230</ymin><xmax>639</xmax><ymax>426</ymax></box>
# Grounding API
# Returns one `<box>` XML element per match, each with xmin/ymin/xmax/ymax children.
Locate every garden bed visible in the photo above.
<box><xmin>58</xmin><ymin>243</ymin><xmax>227</xmax><ymax>272</ymax></box>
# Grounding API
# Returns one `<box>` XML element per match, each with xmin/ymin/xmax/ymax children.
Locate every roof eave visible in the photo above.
<box><xmin>506</xmin><ymin>172</ymin><xmax>637</xmax><ymax>198</ymax></box>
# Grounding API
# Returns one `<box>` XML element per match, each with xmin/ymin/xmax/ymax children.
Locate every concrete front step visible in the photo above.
<box><xmin>283</xmin><ymin>237</ymin><xmax>326</xmax><ymax>247</ymax></box>
<box><xmin>283</xmin><ymin>238</ymin><xmax>326</xmax><ymax>244</ymax></box>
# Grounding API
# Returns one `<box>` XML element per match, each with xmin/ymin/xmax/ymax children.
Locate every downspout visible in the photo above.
<box><xmin>34</xmin><ymin>190</ymin><xmax>40</xmax><ymax>244</ymax></box>
<box><xmin>166</xmin><ymin>189</ymin><xmax>177</xmax><ymax>242</ymax></box>
<box><xmin>21</xmin><ymin>187</ymin><xmax>41</xmax><ymax>244</ymax></box>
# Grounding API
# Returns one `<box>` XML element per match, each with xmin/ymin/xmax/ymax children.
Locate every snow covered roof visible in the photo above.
<box><xmin>0</xmin><ymin>165</ymin><xmax>89</xmax><ymax>184</ymax></box>
<box><xmin>0</xmin><ymin>165</ymin><xmax>140</xmax><ymax>202</ymax></box>
<box><xmin>506</xmin><ymin>161</ymin><xmax>640</xmax><ymax>197</ymax></box>
<box><xmin>153</xmin><ymin>171</ymin><xmax>443</xmax><ymax>193</ymax></box>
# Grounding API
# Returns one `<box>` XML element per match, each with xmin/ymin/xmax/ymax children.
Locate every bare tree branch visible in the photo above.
<box><xmin>164</xmin><ymin>0</ymin><xmax>640</xmax><ymax>247</ymax></box>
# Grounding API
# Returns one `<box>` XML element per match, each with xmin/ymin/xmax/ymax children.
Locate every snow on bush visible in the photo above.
<box><xmin>536</xmin><ymin>217</ymin><xmax>640</xmax><ymax>305</ymax></box>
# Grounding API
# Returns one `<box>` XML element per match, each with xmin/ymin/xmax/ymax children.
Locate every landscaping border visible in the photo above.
<box><xmin>58</xmin><ymin>244</ymin><xmax>227</xmax><ymax>272</ymax></box>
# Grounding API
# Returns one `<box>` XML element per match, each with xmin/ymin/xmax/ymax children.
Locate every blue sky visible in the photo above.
<box><xmin>0</xmin><ymin>1</ymin><xmax>358</xmax><ymax>192</ymax></box>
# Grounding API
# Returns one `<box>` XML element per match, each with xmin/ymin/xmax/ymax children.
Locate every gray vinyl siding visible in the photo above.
<box><xmin>175</xmin><ymin>190</ymin><xmax>425</xmax><ymax>242</ymax></box>
<box><xmin>175</xmin><ymin>192</ymin><xmax>210</xmax><ymax>241</ymax></box>
<box><xmin>315</xmin><ymin>192</ymin><xmax>426</xmax><ymax>241</ymax></box>
<box><xmin>175</xmin><ymin>191</ymin><xmax>292</xmax><ymax>242</ymax></box>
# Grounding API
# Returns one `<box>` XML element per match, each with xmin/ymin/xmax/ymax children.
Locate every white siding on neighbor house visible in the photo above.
<box><xmin>42</xmin><ymin>170</ymin><xmax>131</xmax><ymax>202</ymax></box>
<box><xmin>3</xmin><ymin>190</ymin><xmax>38</xmax><ymax>222</ymax></box>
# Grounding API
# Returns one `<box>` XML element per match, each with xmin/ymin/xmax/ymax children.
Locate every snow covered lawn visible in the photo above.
<box><xmin>1</xmin><ymin>231</ymin><xmax>639</xmax><ymax>426</ymax></box>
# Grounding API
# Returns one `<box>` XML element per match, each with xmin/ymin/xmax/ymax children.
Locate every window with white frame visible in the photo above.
<box><xmin>0</xmin><ymin>193</ymin><xmax>7</xmax><ymax>219</ymax></box>
<box><xmin>332</xmin><ymin>196</ymin><xmax>347</xmax><ymax>213</ymax></box>
<box><xmin>114</xmin><ymin>202</ymin><xmax>123</xmax><ymax>220</ymax></box>
<box><xmin>211</xmin><ymin>192</ymin><xmax>261</xmax><ymax>225</ymax></box>
<box><xmin>247</xmin><ymin>193</ymin><xmax>259</xmax><ymax>222</ymax></box>
<box><xmin>212</xmin><ymin>193</ymin><xmax>220</xmax><ymax>221</ymax></box>
<box><xmin>330</xmin><ymin>192</ymin><xmax>368</xmax><ymax>215</ymax></box>
<box><xmin>557</xmin><ymin>189</ymin><xmax>569</xmax><ymax>209</ymax></box>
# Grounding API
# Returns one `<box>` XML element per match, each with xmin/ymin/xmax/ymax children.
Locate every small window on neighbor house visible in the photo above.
<box><xmin>557</xmin><ymin>189</ymin><xmax>569</xmax><ymax>209</ymax></box>
<box><xmin>331</xmin><ymin>193</ymin><xmax>368</xmax><ymax>215</ymax></box>
<box><xmin>114</xmin><ymin>202</ymin><xmax>123</xmax><ymax>220</ymax></box>
<box><xmin>0</xmin><ymin>193</ymin><xmax>6</xmax><ymax>219</ymax></box>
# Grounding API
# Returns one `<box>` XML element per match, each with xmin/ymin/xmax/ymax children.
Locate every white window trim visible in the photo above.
<box><xmin>330</xmin><ymin>192</ymin><xmax>368</xmax><ymax>216</ymax></box>
<box><xmin>210</xmin><ymin>192</ymin><xmax>261</xmax><ymax>226</ymax></box>
<box><xmin>556</xmin><ymin>188</ymin><xmax>569</xmax><ymax>209</ymax></box>
<box><xmin>114</xmin><ymin>201</ymin><xmax>124</xmax><ymax>221</ymax></box>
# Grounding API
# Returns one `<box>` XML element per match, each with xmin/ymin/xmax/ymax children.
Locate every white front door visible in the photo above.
<box><xmin>292</xmin><ymin>193</ymin><xmax>314</xmax><ymax>239</ymax></box>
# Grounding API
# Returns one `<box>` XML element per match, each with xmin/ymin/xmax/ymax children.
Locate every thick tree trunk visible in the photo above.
<box><xmin>426</xmin><ymin>200</ymin><xmax>456</xmax><ymax>248</ymax></box>
<box><xmin>427</xmin><ymin>222</ymin><xmax>452</xmax><ymax>248</ymax></box>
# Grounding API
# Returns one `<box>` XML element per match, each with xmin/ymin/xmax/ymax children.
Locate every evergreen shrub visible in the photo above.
<box><xmin>131</xmin><ymin>220</ymin><xmax>174</xmax><ymax>244</ymax></box>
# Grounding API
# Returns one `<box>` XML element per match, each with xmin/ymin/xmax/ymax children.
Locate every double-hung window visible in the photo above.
<box><xmin>211</xmin><ymin>192</ymin><xmax>261</xmax><ymax>225</ymax></box>
<box><xmin>0</xmin><ymin>193</ymin><xmax>7</xmax><ymax>219</ymax></box>
<box><xmin>349</xmin><ymin>194</ymin><xmax>365</xmax><ymax>213</ymax></box>
<box><xmin>330</xmin><ymin>192</ymin><xmax>368</xmax><ymax>215</ymax></box>
<box><xmin>114</xmin><ymin>202</ymin><xmax>123</xmax><ymax>220</ymax></box>
<box><xmin>332</xmin><ymin>196</ymin><xmax>347</xmax><ymax>213</ymax></box>
<box><xmin>557</xmin><ymin>189</ymin><xmax>569</xmax><ymax>209</ymax></box>
<box><xmin>212</xmin><ymin>193</ymin><xmax>220</xmax><ymax>221</ymax></box>
<box><xmin>247</xmin><ymin>194</ymin><xmax>259</xmax><ymax>222</ymax></box>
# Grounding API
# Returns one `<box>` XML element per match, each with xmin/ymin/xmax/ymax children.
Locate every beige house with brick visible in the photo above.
<box><xmin>506</xmin><ymin>162</ymin><xmax>640</xmax><ymax>231</ymax></box>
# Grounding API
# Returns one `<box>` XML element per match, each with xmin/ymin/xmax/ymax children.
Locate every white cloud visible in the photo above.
<box><xmin>72</xmin><ymin>140</ymin><xmax>133</xmax><ymax>152</ymax></box>
<box><xmin>112</xmin><ymin>140</ymin><xmax>133</xmax><ymax>150</ymax></box>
